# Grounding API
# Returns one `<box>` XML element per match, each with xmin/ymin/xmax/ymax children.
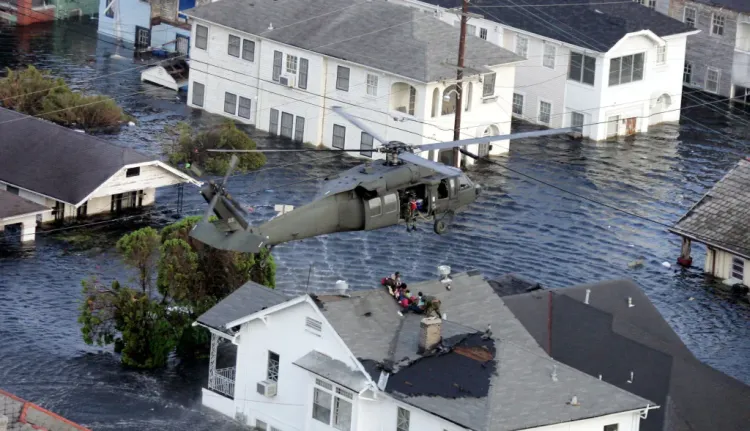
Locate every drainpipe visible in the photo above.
<box><xmin>254</xmin><ymin>39</ymin><xmax>263</xmax><ymax>127</ymax></box>
<box><xmin>319</xmin><ymin>58</ymin><xmax>329</xmax><ymax>146</ymax></box>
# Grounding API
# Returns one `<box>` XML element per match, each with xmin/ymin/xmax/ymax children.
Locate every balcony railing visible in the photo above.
<box><xmin>209</xmin><ymin>366</ymin><xmax>236</xmax><ymax>398</ymax></box>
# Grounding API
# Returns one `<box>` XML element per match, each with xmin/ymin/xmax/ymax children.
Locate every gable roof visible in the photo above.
<box><xmin>669</xmin><ymin>158</ymin><xmax>750</xmax><ymax>258</ymax></box>
<box><xmin>196</xmin><ymin>280</ymin><xmax>290</xmax><ymax>333</ymax></box>
<box><xmin>420</xmin><ymin>0</ymin><xmax>694</xmax><ymax>52</ymax></box>
<box><xmin>0</xmin><ymin>107</ymin><xmax>153</xmax><ymax>205</ymax></box>
<box><xmin>183</xmin><ymin>0</ymin><xmax>522</xmax><ymax>83</ymax></box>
<box><xmin>315</xmin><ymin>272</ymin><xmax>652</xmax><ymax>431</ymax></box>
<box><xmin>500</xmin><ymin>279</ymin><xmax>750</xmax><ymax>431</ymax></box>
<box><xmin>0</xmin><ymin>190</ymin><xmax>50</xmax><ymax>220</ymax></box>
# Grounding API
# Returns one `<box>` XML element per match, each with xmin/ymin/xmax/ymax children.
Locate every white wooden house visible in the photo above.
<box><xmin>194</xmin><ymin>272</ymin><xmax>656</xmax><ymax>431</ymax></box>
<box><xmin>0</xmin><ymin>190</ymin><xmax>51</xmax><ymax>242</ymax></box>
<box><xmin>0</xmin><ymin>107</ymin><xmax>199</xmax><ymax>223</ymax></box>
<box><xmin>394</xmin><ymin>0</ymin><xmax>698</xmax><ymax>141</ymax></box>
<box><xmin>183</xmin><ymin>0</ymin><xmax>523</xmax><ymax>165</ymax></box>
<box><xmin>670</xmin><ymin>158</ymin><xmax>750</xmax><ymax>288</ymax></box>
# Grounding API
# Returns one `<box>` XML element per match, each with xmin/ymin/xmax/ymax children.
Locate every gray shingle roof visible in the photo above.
<box><xmin>670</xmin><ymin>158</ymin><xmax>750</xmax><ymax>258</ymax></box>
<box><xmin>500</xmin><ymin>279</ymin><xmax>750</xmax><ymax>431</ymax></box>
<box><xmin>316</xmin><ymin>272</ymin><xmax>652</xmax><ymax>431</ymax></box>
<box><xmin>183</xmin><ymin>0</ymin><xmax>522</xmax><ymax>83</ymax></box>
<box><xmin>0</xmin><ymin>190</ymin><xmax>50</xmax><ymax>220</ymax></box>
<box><xmin>196</xmin><ymin>280</ymin><xmax>288</xmax><ymax>332</ymax></box>
<box><xmin>421</xmin><ymin>0</ymin><xmax>694</xmax><ymax>52</ymax></box>
<box><xmin>0</xmin><ymin>107</ymin><xmax>151</xmax><ymax>205</ymax></box>
<box><xmin>293</xmin><ymin>351</ymin><xmax>369</xmax><ymax>392</ymax></box>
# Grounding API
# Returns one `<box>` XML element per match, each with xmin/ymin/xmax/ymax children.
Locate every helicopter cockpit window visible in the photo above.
<box><xmin>438</xmin><ymin>180</ymin><xmax>449</xmax><ymax>199</ymax></box>
<box><xmin>459</xmin><ymin>175</ymin><xmax>471</xmax><ymax>190</ymax></box>
<box><xmin>368</xmin><ymin>198</ymin><xmax>382</xmax><ymax>216</ymax></box>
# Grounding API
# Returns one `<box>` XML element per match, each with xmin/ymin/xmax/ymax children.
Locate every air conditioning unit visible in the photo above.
<box><xmin>257</xmin><ymin>380</ymin><xmax>278</xmax><ymax>397</ymax></box>
<box><xmin>279</xmin><ymin>73</ymin><xmax>296</xmax><ymax>88</ymax></box>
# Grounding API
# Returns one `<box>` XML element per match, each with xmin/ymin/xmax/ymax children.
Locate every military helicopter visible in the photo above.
<box><xmin>189</xmin><ymin>107</ymin><xmax>572</xmax><ymax>253</ymax></box>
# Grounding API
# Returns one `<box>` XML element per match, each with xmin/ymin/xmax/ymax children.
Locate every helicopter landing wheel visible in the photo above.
<box><xmin>434</xmin><ymin>219</ymin><xmax>447</xmax><ymax>235</ymax></box>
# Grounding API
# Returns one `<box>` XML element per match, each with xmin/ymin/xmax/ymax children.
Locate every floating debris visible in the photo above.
<box><xmin>662</xmin><ymin>262</ymin><xmax>671</xmax><ymax>268</ymax></box>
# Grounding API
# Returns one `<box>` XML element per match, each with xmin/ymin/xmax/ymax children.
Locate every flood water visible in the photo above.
<box><xmin>0</xmin><ymin>20</ymin><xmax>748</xmax><ymax>430</ymax></box>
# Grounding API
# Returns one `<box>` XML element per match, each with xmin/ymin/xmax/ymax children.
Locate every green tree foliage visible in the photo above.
<box><xmin>163</xmin><ymin>120</ymin><xmax>266</xmax><ymax>174</ymax></box>
<box><xmin>78</xmin><ymin>219</ymin><xmax>276</xmax><ymax>368</ymax></box>
<box><xmin>0</xmin><ymin>66</ymin><xmax>127</xmax><ymax>129</ymax></box>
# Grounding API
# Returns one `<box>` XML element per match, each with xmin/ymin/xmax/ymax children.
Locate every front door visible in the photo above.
<box><xmin>607</xmin><ymin>115</ymin><xmax>619</xmax><ymax>137</ymax></box>
<box><xmin>625</xmin><ymin>117</ymin><xmax>637</xmax><ymax>136</ymax></box>
<box><xmin>176</xmin><ymin>34</ymin><xmax>189</xmax><ymax>55</ymax></box>
<box><xmin>135</xmin><ymin>26</ymin><xmax>151</xmax><ymax>49</ymax></box>
<box><xmin>54</xmin><ymin>201</ymin><xmax>65</xmax><ymax>221</ymax></box>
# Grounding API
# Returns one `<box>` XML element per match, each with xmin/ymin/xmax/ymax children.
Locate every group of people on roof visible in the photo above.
<box><xmin>382</xmin><ymin>272</ymin><xmax>441</xmax><ymax>317</ymax></box>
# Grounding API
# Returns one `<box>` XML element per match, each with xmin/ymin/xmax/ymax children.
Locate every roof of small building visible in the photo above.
<box><xmin>0</xmin><ymin>107</ymin><xmax>153</xmax><ymax>205</ymax></box>
<box><xmin>196</xmin><ymin>280</ymin><xmax>289</xmax><ymax>332</ymax></box>
<box><xmin>314</xmin><ymin>272</ymin><xmax>652</xmax><ymax>431</ymax></box>
<box><xmin>0</xmin><ymin>388</ymin><xmax>90</xmax><ymax>431</ymax></box>
<box><xmin>689</xmin><ymin>0</ymin><xmax>750</xmax><ymax>13</ymax></box>
<box><xmin>0</xmin><ymin>190</ymin><xmax>50</xmax><ymax>220</ymax></box>
<box><xmin>420</xmin><ymin>0</ymin><xmax>694</xmax><ymax>52</ymax></box>
<box><xmin>670</xmin><ymin>158</ymin><xmax>750</xmax><ymax>258</ymax></box>
<box><xmin>183</xmin><ymin>0</ymin><xmax>522</xmax><ymax>83</ymax></box>
<box><xmin>293</xmin><ymin>351</ymin><xmax>369</xmax><ymax>393</ymax></box>
<box><xmin>500</xmin><ymin>279</ymin><xmax>750</xmax><ymax>431</ymax></box>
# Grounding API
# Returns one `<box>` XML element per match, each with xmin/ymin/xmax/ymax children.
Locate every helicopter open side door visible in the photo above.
<box><xmin>364</xmin><ymin>192</ymin><xmax>400</xmax><ymax>231</ymax></box>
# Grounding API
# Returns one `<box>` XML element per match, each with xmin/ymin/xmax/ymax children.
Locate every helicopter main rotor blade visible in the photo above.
<box><xmin>208</xmin><ymin>148</ymin><xmax>377</xmax><ymax>153</ymax></box>
<box><xmin>331</xmin><ymin>106</ymin><xmax>390</xmax><ymax>146</ymax></box>
<box><xmin>413</xmin><ymin>127</ymin><xmax>575</xmax><ymax>153</ymax></box>
<box><xmin>399</xmin><ymin>152</ymin><xmax>462</xmax><ymax>177</ymax></box>
<box><xmin>203</xmin><ymin>155</ymin><xmax>239</xmax><ymax>223</ymax></box>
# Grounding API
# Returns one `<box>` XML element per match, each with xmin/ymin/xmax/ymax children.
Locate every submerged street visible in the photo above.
<box><xmin>0</xmin><ymin>20</ymin><xmax>749</xmax><ymax>431</ymax></box>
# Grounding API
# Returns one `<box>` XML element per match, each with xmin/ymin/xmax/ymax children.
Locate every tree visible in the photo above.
<box><xmin>78</xmin><ymin>218</ymin><xmax>276</xmax><ymax>368</ymax></box>
<box><xmin>163</xmin><ymin>120</ymin><xmax>266</xmax><ymax>174</ymax></box>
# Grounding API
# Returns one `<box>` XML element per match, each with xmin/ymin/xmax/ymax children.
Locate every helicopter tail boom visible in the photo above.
<box><xmin>190</xmin><ymin>220</ymin><xmax>266</xmax><ymax>253</ymax></box>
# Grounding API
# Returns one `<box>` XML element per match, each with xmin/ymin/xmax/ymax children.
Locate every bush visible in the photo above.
<box><xmin>0</xmin><ymin>66</ymin><xmax>126</xmax><ymax>130</ymax></box>
<box><xmin>163</xmin><ymin>120</ymin><xmax>266</xmax><ymax>174</ymax></box>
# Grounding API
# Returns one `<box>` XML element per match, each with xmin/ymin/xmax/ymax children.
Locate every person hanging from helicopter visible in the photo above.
<box><xmin>406</xmin><ymin>193</ymin><xmax>419</xmax><ymax>232</ymax></box>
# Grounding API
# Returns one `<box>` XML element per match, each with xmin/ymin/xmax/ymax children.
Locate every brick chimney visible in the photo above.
<box><xmin>418</xmin><ymin>317</ymin><xmax>442</xmax><ymax>353</ymax></box>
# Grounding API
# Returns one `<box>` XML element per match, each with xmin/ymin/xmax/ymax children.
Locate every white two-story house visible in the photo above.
<box><xmin>195</xmin><ymin>271</ymin><xmax>658</xmax><ymax>431</ymax></box>
<box><xmin>182</xmin><ymin>0</ymin><xmax>524</xmax><ymax>165</ymax></box>
<box><xmin>395</xmin><ymin>0</ymin><xmax>698</xmax><ymax>141</ymax></box>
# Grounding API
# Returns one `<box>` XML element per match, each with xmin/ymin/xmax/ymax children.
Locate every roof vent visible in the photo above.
<box><xmin>584</xmin><ymin>289</ymin><xmax>591</xmax><ymax>304</ymax></box>
<box><xmin>268</xmin><ymin>22</ymin><xmax>274</xmax><ymax>30</ymax></box>
<box><xmin>628</xmin><ymin>297</ymin><xmax>634</xmax><ymax>308</ymax></box>
<box><xmin>628</xmin><ymin>371</ymin><xmax>634</xmax><ymax>384</ymax></box>
<box><xmin>438</xmin><ymin>265</ymin><xmax>452</xmax><ymax>289</ymax></box>
<box><xmin>335</xmin><ymin>280</ymin><xmax>349</xmax><ymax>296</ymax></box>
<box><xmin>569</xmin><ymin>395</ymin><xmax>580</xmax><ymax>406</ymax></box>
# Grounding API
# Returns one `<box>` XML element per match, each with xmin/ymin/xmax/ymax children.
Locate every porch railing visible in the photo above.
<box><xmin>209</xmin><ymin>366</ymin><xmax>236</xmax><ymax>398</ymax></box>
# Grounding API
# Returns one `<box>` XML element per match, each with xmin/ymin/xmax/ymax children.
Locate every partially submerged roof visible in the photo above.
<box><xmin>501</xmin><ymin>279</ymin><xmax>750</xmax><ymax>431</ymax></box>
<box><xmin>196</xmin><ymin>280</ymin><xmax>288</xmax><ymax>333</ymax></box>
<box><xmin>183</xmin><ymin>0</ymin><xmax>522</xmax><ymax>83</ymax></box>
<box><xmin>669</xmin><ymin>158</ymin><xmax>750</xmax><ymax>259</ymax></box>
<box><xmin>0</xmin><ymin>190</ymin><xmax>50</xmax><ymax>220</ymax></box>
<box><xmin>315</xmin><ymin>272</ymin><xmax>652</xmax><ymax>431</ymax></box>
<box><xmin>421</xmin><ymin>0</ymin><xmax>694</xmax><ymax>52</ymax></box>
<box><xmin>0</xmin><ymin>388</ymin><xmax>90</xmax><ymax>431</ymax></box>
<box><xmin>0</xmin><ymin>107</ymin><xmax>152</xmax><ymax>205</ymax></box>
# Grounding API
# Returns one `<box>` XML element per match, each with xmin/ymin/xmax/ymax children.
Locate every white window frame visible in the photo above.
<box><xmin>515</xmin><ymin>34</ymin><xmax>528</xmax><ymax>58</ymax></box>
<box><xmin>570</xmin><ymin>111</ymin><xmax>584</xmax><ymax>132</ymax></box>
<box><xmin>195</xmin><ymin>24</ymin><xmax>208</xmax><ymax>50</ymax></box>
<box><xmin>543</xmin><ymin>43</ymin><xmax>556</xmax><ymax>69</ymax></box>
<box><xmin>228</xmin><ymin>34</ymin><xmax>240</xmax><ymax>58</ymax></box>
<box><xmin>731</xmin><ymin>257</ymin><xmax>745</xmax><ymax>280</ymax></box>
<box><xmin>512</xmin><ymin>92</ymin><xmax>524</xmax><ymax>116</ymax></box>
<box><xmin>711</xmin><ymin>14</ymin><xmax>725</xmax><ymax>36</ymax></box>
<box><xmin>568</xmin><ymin>52</ymin><xmax>596</xmax><ymax>86</ymax></box>
<box><xmin>683</xmin><ymin>6</ymin><xmax>696</xmax><ymax>27</ymax></box>
<box><xmin>336</xmin><ymin>66</ymin><xmax>350</xmax><ymax>91</ymax></box>
<box><xmin>267</xmin><ymin>351</ymin><xmax>280</xmax><ymax>382</ymax></box>
<box><xmin>538</xmin><ymin>99</ymin><xmax>552</xmax><ymax>125</ymax></box>
<box><xmin>479</xmin><ymin>28</ymin><xmax>488</xmax><ymax>40</ymax></box>
<box><xmin>656</xmin><ymin>45</ymin><xmax>667</xmax><ymax>64</ymax></box>
<box><xmin>608</xmin><ymin>53</ymin><xmax>645</xmax><ymax>86</ymax></box>
<box><xmin>683</xmin><ymin>62</ymin><xmax>692</xmax><ymax>84</ymax></box>
<box><xmin>242</xmin><ymin>38</ymin><xmax>255</xmax><ymax>62</ymax></box>
<box><xmin>311</xmin><ymin>378</ymin><xmax>353</xmax><ymax>431</ymax></box>
<box><xmin>366</xmin><ymin>73</ymin><xmax>378</xmax><ymax>96</ymax></box>
<box><xmin>396</xmin><ymin>407</ymin><xmax>410</xmax><ymax>431</ymax></box>
<box><xmin>706</xmin><ymin>67</ymin><xmax>720</xmax><ymax>93</ymax></box>
<box><xmin>286</xmin><ymin>54</ymin><xmax>298</xmax><ymax>74</ymax></box>
<box><xmin>332</xmin><ymin>124</ymin><xmax>346</xmax><ymax>149</ymax></box>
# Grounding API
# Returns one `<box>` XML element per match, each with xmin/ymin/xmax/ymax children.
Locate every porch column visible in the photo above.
<box><xmin>20</xmin><ymin>220</ymin><xmax>36</xmax><ymax>242</ymax></box>
<box><xmin>677</xmin><ymin>237</ymin><xmax>692</xmax><ymax>267</ymax></box>
<box><xmin>208</xmin><ymin>332</ymin><xmax>218</xmax><ymax>391</ymax></box>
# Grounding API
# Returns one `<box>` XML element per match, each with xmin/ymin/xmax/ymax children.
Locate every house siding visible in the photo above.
<box><xmin>186</xmin><ymin>19</ymin><xmax>517</xmax><ymax>163</ymax></box>
<box><xmin>669</xmin><ymin>0</ymin><xmax>737</xmax><ymax>97</ymax></box>
<box><xmin>705</xmin><ymin>248</ymin><xmax>750</xmax><ymax>285</ymax></box>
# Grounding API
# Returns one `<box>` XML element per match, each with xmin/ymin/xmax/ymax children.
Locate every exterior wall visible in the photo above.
<box><xmin>669</xmin><ymin>0</ymin><xmax>737</xmax><ymax>97</ymax></box>
<box><xmin>523</xmin><ymin>411</ymin><xmax>641</xmax><ymax>431</ymax></box>
<box><xmin>705</xmin><ymin>248</ymin><xmax>750</xmax><ymax>285</ymax></box>
<box><xmin>150</xmin><ymin>23</ymin><xmax>191</xmax><ymax>52</ymax></box>
<box><xmin>186</xmin><ymin>18</ymin><xmax>516</xmax><ymax>162</ymax></box>
<box><xmin>97</xmin><ymin>0</ymin><xmax>151</xmax><ymax>46</ymax></box>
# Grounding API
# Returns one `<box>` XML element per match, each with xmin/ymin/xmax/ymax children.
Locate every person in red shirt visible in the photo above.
<box><xmin>406</xmin><ymin>195</ymin><xmax>418</xmax><ymax>232</ymax></box>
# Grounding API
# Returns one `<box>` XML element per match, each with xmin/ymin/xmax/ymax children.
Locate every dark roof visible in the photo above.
<box><xmin>690</xmin><ymin>0</ymin><xmax>750</xmax><ymax>13</ymax></box>
<box><xmin>0</xmin><ymin>190</ymin><xmax>50</xmax><ymax>219</ymax></box>
<box><xmin>184</xmin><ymin>0</ymin><xmax>522</xmax><ymax>83</ymax></box>
<box><xmin>670</xmin><ymin>159</ymin><xmax>750</xmax><ymax>258</ymax></box>
<box><xmin>421</xmin><ymin>0</ymin><xmax>694</xmax><ymax>52</ymax></box>
<box><xmin>0</xmin><ymin>107</ymin><xmax>151</xmax><ymax>205</ymax></box>
<box><xmin>196</xmin><ymin>280</ymin><xmax>288</xmax><ymax>332</ymax></box>
<box><xmin>501</xmin><ymin>279</ymin><xmax>750</xmax><ymax>431</ymax></box>
<box><xmin>316</xmin><ymin>272</ymin><xmax>651</xmax><ymax>431</ymax></box>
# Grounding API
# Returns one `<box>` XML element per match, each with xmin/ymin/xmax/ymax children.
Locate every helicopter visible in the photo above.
<box><xmin>188</xmin><ymin>106</ymin><xmax>573</xmax><ymax>253</ymax></box>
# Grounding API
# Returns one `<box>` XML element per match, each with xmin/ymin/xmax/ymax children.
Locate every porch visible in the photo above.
<box><xmin>203</xmin><ymin>332</ymin><xmax>238</xmax><ymax>418</ymax></box>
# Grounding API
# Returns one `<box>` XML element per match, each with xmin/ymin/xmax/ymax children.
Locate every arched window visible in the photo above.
<box><xmin>431</xmin><ymin>88</ymin><xmax>440</xmax><ymax>118</ymax></box>
<box><xmin>442</xmin><ymin>85</ymin><xmax>457</xmax><ymax>115</ymax></box>
<box><xmin>390</xmin><ymin>82</ymin><xmax>417</xmax><ymax>116</ymax></box>
<box><xmin>464</xmin><ymin>82</ymin><xmax>473</xmax><ymax>112</ymax></box>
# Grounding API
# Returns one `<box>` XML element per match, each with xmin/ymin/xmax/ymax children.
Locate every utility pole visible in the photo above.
<box><xmin>452</xmin><ymin>0</ymin><xmax>469</xmax><ymax>168</ymax></box>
